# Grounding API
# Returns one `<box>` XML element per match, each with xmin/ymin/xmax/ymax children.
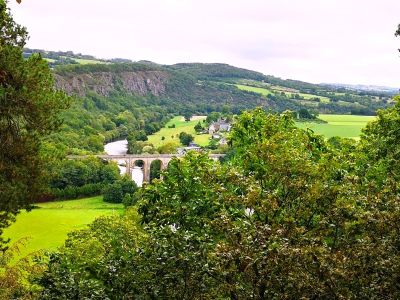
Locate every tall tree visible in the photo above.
<box><xmin>0</xmin><ymin>0</ymin><xmax>69</xmax><ymax>249</ymax></box>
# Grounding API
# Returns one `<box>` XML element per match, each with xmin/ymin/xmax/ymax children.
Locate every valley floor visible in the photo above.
<box><xmin>147</xmin><ymin>116</ymin><xmax>210</xmax><ymax>147</ymax></box>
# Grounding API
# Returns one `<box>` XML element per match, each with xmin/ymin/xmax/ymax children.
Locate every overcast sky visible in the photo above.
<box><xmin>8</xmin><ymin>0</ymin><xmax>400</xmax><ymax>87</ymax></box>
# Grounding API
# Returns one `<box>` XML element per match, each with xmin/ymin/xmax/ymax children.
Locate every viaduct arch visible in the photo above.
<box><xmin>68</xmin><ymin>154</ymin><xmax>225</xmax><ymax>183</ymax></box>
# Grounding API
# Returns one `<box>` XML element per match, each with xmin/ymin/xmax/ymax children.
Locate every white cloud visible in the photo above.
<box><xmin>8</xmin><ymin>0</ymin><xmax>400</xmax><ymax>86</ymax></box>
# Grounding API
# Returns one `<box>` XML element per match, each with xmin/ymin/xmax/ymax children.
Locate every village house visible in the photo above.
<box><xmin>176</xmin><ymin>142</ymin><xmax>202</xmax><ymax>155</ymax></box>
<box><xmin>219</xmin><ymin>137</ymin><xmax>228</xmax><ymax>145</ymax></box>
<box><xmin>208</xmin><ymin>119</ymin><xmax>232</xmax><ymax>135</ymax></box>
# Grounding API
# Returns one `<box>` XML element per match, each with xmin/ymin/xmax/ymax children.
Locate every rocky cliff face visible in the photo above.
<box><xmin>54</xmin><ymin>70</ymin><xmax>169</xmax><ymax>97</ymax></box>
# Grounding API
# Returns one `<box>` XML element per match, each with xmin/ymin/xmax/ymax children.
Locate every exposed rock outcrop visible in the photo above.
<box><xmin>55</xmin><ymin>70</ymin><xmax>169</xmax><ymax>97</ymax></box>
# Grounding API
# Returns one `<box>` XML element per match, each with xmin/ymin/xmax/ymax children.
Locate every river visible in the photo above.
<box><xmin>104</xmin><ymin>139</ymin><xmax>144</xmax><ymax>187</ymax></box>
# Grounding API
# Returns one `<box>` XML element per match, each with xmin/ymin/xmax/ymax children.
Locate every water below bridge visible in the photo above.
<box><xmin>104</xmin><ymin>139</ymin><xmax>144</xmax><ymax>187</ymax></box>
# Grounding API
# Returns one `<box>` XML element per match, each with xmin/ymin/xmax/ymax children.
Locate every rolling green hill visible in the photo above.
<box><xmin>24</xmin><ymin>48</ymin><xmax>394</xmax><ymax>154</ymax></box>
<box><xmin>54</xmin><ymin>61</ymin><xmax>392</xmax><ymax>116</ymax></box>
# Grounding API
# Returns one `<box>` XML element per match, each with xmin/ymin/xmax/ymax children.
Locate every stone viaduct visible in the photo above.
<box><xmin>68</xmin><ymin>153</ymin><xmax>225</xmax><ymax>183</ymax></box>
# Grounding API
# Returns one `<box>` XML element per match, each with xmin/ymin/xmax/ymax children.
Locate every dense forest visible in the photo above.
<box><xmin>44</xmin><ymin>92</ymin><xmax>173</xmax><ymax>155</ymax></box>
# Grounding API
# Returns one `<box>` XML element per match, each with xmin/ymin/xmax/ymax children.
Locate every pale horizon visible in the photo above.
<box><xmin>8</xmin><ymin>0</ymin><xmax>400</xmax><ymax>87</ymax></box>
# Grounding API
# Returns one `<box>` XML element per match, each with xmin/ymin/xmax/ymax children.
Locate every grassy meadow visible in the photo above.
<box><xmin>235</xmin><ymin>84</ymin><xmax>274</xmax><ymax>96</ymax></box>
<box><xmin>3</xmin><ymin>196</ymin><xmax>123</xmax><ymax>261</ymax></box>
<box><xmin>43</xmin><ymin>58</ymin><xmax>56</xmax><ymax>63</ymax></box>
<box><xmin>147</xmin><ymin>116</ymin><xmax>211</xmax><ymax>147</ymax></box>
<box><xmin>296</xmin><ymin>114</ymin><xmax>375</xmax><ymax>138</ymax></box>
<box><xmin>72</xmin><ymin>58</ymin><xmax>108</xmax><ymax>65</ymax></box>
<box><xmin>236</xmin><ymin>84</ymin><xmax>330</xmax><ymax>103</ymax></box>
<box><xmin>148</xmin><ymin>114</ymin><xmax>374</xmax><ymax>149</ymax></box>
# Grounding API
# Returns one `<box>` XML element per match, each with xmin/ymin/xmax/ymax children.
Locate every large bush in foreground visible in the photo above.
<box><xmin>38</xmin><ymin>210</ymin><xmax>143</xmax><ymax>299</ymax></box>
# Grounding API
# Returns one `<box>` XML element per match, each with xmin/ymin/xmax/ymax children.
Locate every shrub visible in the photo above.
<box><xmin>122</xmin><ymin>191</ymin><xmax>141</xmax><ymax>208</ymax></box>
<box><xmin>103</xmin><ymin>176</ymin><xmax>138</xmax><ymax>203</ymax></box>
<box><xmin>102</xmin><ymin>183</ymin><xmax>123</xmax><ymax>203</ymax></box>
<box><xmin>179</xmin><ymin>132</ymin><xmax>194</xmax><ymax>146</ymax></box>
<box><xmin>52</xmin><ymin>183</ymin><xmax>106</xmax><ymax>200</ymax></box>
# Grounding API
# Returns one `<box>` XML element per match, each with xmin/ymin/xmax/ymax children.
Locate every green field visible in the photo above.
<box><xmin>43</xmin><ymin>58</ymin><xmax>56</xmax><ymax>63</ymax></box>
<box><xmin>235</xmin><ymin>84</ymin><xmax>274</xmax><ymax>96</ymax></box>
<box><xmin>73</xmin><ymin>58</ymin><xmax>108</xmax><ymax>65</ymax></box>
<box><xmin>150</xmin><ymin>114</ymin><xmax>373</xmax><ymax>145</ymax></box>
<box><xmin>236</xmin><ymin>84</ymin><xmax>330</xmax><ymax>103</ymax></box>
<box><xmin>3</xmin><ymin>197</ymin><xmax>123</xmax><ymax>261</ymax></box>
<box><xmin>296</xmin><ymin>92</ymin><xmax>330</xmax><ymax>103</ymax></box>
<box><xmin>296</xmin><ymin>114</ymin><xmax>375</xmax><ymax>138</ymax></box>
<box><xmin>58</xmin><ymin>56</ymin><xmax>107</xmax><ymax>65</ymax></box>
<box><xmin>147</xmin><ymin>116</ymin><xmax>211</xmax><ymax>147</ymax></box>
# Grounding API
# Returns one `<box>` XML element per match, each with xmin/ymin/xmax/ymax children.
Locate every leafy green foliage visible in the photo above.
<box><xmin>102</xmin><ymin>176</ymin><xmax>138</xmax><ymax>203</ymax></box>
<box><xmin>179</xmin><ymin>132</ymin><xmax>194</xmax><ymax>146</ymax></box>
<box><xmin>38</xmin><ymin>210</ymin><xmax>143</xmax><ymax>299</ymax></box>
<box><xmin>194</xmin><ymin>121</ymin><xmax>203</xmax><ymax>133</ymax></box>
<box><xmin>298</xmin><ymin>107</ymin><xmax>317</xmax><ymax>119</ymax></box>
<box><xmin>359</xmin><ymin>96</ymin><xmax>400</xmax><ymax>187</ymax></box>
<box><xmin>149</xmin><ymin>159</ymin><xmax>162</xmax><ymax>182</ymax></box>
<box><xmin>183</xmin><ymin>112</ymin><xmax>192</xmax><ymax>121</ymax></box>
<box><xmin>127</xmin><ymin>140</ymin><xmax>156</xmax><ymax>154</ymax></box>
<box><xmin>0</xmin><ymin>239</ymin><xmax>45</xmax><ymax>299</ymax></box>
<box><xmin>157</xmin><ymin>141</ymin><xmax>179</xmax><ymax>154</ymax></box>
<box><xmin>122</xmin><ymin>191</ymin><xmax>141</xmax><ymax>208</ymax></box>
<box><xmin>0</xmin><ymin>0</ymin><xmax>69</xmax><ymax>249</ymax></box>
<box><xmin>205</xmin><ymin>111</ymin><xmax>221</xmax><ymax>123</ymax></box>
<box><xmin>48</xmin><ymin>157</ymin><xmax>120</xmax><ymax>199</ymax></box>
<box><xmin>47</xmin><ymin>92</ymin><xmax>171</xmax><ymax>155</ymax></box>
<box><xmin>36</xmin><ymin>103</ymin><xmax>400</xmax><ymax>298</ymax></box>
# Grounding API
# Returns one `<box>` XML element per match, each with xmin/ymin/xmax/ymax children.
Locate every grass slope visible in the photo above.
<box><xmin>236</xmin><ymin>84</ymin><xmax>330</xmax><ymax>103</ymax></box>
<box><xmin>235</xmin><ymin>84</ymin><xmax>273</xmax><ymax>96</ymax></box>
<box><xmin>150</xmin><ymin>114</ymin><xmax>372</xmax><ymax>146</ymax></box>
<box><xmin>3</xmin><ymin>196</ymin><xmax>123</xmax><ymax>260</ymax></box>
<box><xmin>73</xmin><ymin>58</ymin><xmax>108</xmax><ymax>65</ymax></box>
<box><xmin>147</xmin><ymin>116</ymin><xmax>211</xmax><ymax>147</ymax></box>
<box><xmin>296</xmin><ymin>114</ymin><xmax>375</xmax><ymax>138</ymax></box>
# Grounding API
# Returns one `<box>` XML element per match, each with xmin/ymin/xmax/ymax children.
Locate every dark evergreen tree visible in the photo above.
<box><xmin>0</xmin><ymin>0</ymin><xmax>69</xmax><ymax>249</ymax></box>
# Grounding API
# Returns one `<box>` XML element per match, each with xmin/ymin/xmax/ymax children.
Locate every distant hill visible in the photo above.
<box><xmin>322</xmin><ymin>83</ymin><xmax>399</xmax><ymax>95</ymax></box>
<box><xmin>51</xmin><ymin>60</ymin><xmax>393</xmax><ymax>116</ymax></box>
<box><xmin>25</xmin><ymin>48</ymin><xmax>395</xmax><ymax>154</ymax></box>
<box><xmin>23</xmin><ymin>48</ymin><xmax>133</xmax><ymax>67</ymax></box>
<box><xmin>23</xmin><ymin>48</ymin><xmax>395</xmax><ymax>114</ymax></box>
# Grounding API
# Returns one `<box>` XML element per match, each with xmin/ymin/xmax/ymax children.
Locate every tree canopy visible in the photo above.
<box><xmin>0</xmin><ymin>0</ymin><xmax>69</xmax><ymax>249</ymax></box>
<box><xmin>33</xmin><ymin>103</ymin><xmax>400</xmax><ymax>298</ymax></box>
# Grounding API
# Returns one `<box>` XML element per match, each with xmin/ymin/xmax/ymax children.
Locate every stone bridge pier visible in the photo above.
<box><xmin>125</xmin><ymin>156</ymin><xmax>171</xmax><ymax>183</ymax></box>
